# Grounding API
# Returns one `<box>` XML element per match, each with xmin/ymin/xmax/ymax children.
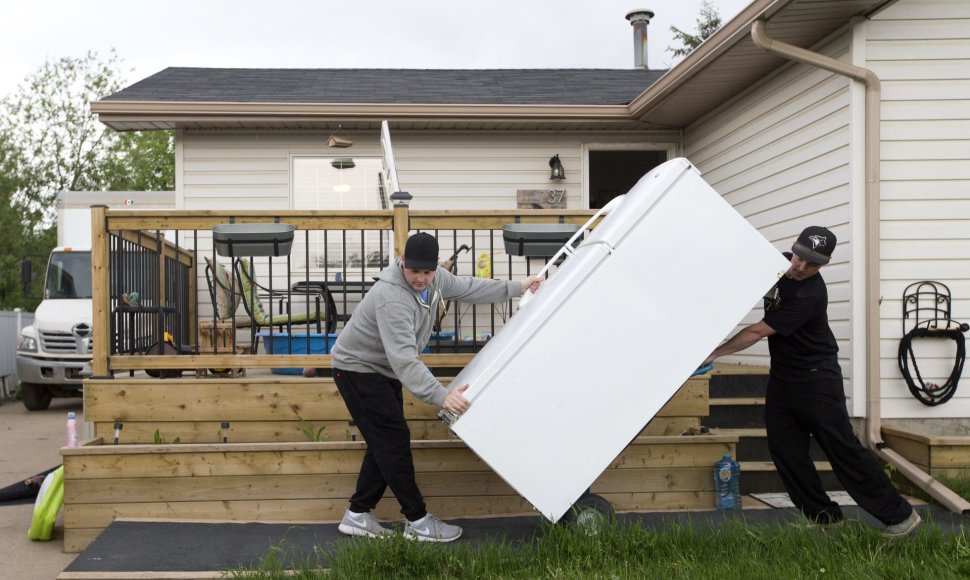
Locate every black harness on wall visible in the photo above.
<box><xmin>897</xmin><ymin>281</ymin><xmax>968</xmax><ymax>406</ymax></box>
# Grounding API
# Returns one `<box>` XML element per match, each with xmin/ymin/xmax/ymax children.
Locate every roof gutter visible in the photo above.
<box><xmin>91</xmin><ymin>101</ymin><xmax>635</xmax><ymax>124</ymax></box>
<box><xmin>628</xmin><ymin>0</ymin><xmax>781</xmax><ymax>118</ymax></box>
<box><xmin>751</xmin><ymin>19</ymin><xmax>969</xmax><ymax>515</ymax></box>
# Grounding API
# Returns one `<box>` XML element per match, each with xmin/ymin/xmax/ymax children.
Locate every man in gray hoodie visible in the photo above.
<box><xmin>331</xmin><ymin>232</ymin><xmax>541</xmax><ymax>542</ymax></box>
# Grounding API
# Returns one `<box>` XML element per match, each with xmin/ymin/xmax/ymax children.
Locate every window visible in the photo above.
<box><xmin>45</xmin><ymin>251</ymin><xmax>92</xmax><ymax>299</ymax></box>
<box><xmin>291</xmin><ymin>157</ymin><xmax>391</xmax><ymax>275</ymax></box>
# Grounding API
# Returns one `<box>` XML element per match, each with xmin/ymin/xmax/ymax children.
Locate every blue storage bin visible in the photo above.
<box><xmin>425</xmin><ymin>331</ymin><xmax>455</xmax><ymax>353</ymax></box>
<box><xmin>258</xmin><ymin>332</ymin><xmax>338</xmax><ymax>375</ymax></box>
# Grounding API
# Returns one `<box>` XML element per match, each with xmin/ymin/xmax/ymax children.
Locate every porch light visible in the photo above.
<box><xmin>331</xmin><ymin>158</ymin><xmax>355</xmax><ymax>170</ymax></box>
<box><xmin>549</xmin><ymin>154</ymin><xmax>565</xmax><ymax>181</ymax></box>
<box><xmin>332</xmin><ymin>158</ymin><xmax>355</xmax><ymax>193</ymax></box>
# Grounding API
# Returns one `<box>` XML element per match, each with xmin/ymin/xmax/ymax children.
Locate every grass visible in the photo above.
<box><xmin>226</xmin><ymin>516</ymin><xmax>970</xmax><ymax>579</ymax></box>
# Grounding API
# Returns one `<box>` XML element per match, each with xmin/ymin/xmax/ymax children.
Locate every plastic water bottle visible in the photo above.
<box><xmin>66</xmin><ymin>412</ymin><xmax>78</xmax><ymax>448</ymax></box>
<box><xmin>714</xmin><ymin>453</ymin><xmax>741</xmax><ymax>511</ymax></box>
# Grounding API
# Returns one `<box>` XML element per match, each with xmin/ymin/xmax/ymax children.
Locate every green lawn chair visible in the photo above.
<box><xmin>234</xmin><ymin>258</ymin><xmax>327</xmax><ymax>352</ymax></box>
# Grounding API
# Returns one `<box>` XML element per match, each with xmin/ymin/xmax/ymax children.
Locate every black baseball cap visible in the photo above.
<box><xmin>792</xmin><ymin>226</ymin><xmax>836</xmax><ymax>265</ymax></box>
<box><xmin>403</xmin><ymin>232</ymin><xmax>439</xmax><ymax>271</ymax></box>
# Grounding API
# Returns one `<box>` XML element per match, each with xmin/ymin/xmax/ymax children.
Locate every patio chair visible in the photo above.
<box><xmin>234</xmin><ymin>258</ymin><xmax>328</xmax><ymax>352</ymax></box>
<box><xmin>203</xmin><ymin>257</ymin><xmax>246</xmax><ymax>325</ymax></box>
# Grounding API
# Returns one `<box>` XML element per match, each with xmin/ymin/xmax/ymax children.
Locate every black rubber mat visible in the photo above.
<box><xmin>64</xmin><ymin>505</ymin><xmax>968</xmax><ymax>573</ymax></box>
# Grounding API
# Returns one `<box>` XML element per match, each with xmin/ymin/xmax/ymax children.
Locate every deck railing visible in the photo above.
<box><xmin>91</xmin><ymin>203</ymin><xmax>598</xmax><ymax>378</ymax></box>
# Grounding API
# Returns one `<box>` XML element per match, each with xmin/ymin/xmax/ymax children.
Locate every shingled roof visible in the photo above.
<box><xmin>93</xmin><ymin>0</ymin><xmax>892</xmax><ymax>131</ymax></box>
<box><xmin>104</xmin><ymin>68</ymin><xmax>665</xmax><ymax>106</ymax></box>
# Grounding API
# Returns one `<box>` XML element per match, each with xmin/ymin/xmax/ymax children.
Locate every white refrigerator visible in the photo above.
<box><xmin>445</xmin><ymin>157</ymin><xmax>791</xmax><ymax>522</ymax></box>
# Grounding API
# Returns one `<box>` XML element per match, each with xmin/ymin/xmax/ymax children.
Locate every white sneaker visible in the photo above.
<box><xmin>882</xmin><ymin>509</ymin><xmax>922</xmax><ymax>539</ymax></box>
<box><xmin>403</xmin><ymin>513</ymin><xmax>463</xmax><ymax>542</ymax></box>
<box><xmin>337</xmin><ymin>510</ymin><xmax>393</xmax><ymax>538</ymax></box>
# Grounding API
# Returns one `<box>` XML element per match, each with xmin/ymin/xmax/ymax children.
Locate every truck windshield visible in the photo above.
<box><xmin>45</xmin><ymin>252</ymin><xmax>92</xmax><ymax>299</ymax></box>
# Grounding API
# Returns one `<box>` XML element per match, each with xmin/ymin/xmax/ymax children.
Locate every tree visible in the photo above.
<box><xmin>0</xmin><ymin>133</ymin><xmax>55</xmax><ymax>309</ymax></box>
<box><xmin>0</xmin><ymin>50</ymin><xmax>174</xmax><ymax>310</ymax></box>
<box><xmin>667</xmin><ymin>1</ymin><xmax>723</xmax><ymax>58</ymax></box>
<box><xmin>101</xmin><ymin>130</ymin><xmax>176</xmax><ymax>191</ymax></box>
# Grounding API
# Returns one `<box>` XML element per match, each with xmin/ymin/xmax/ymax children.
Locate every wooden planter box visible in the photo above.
<box><xmin>63</xmin><ymin>374</ymin><xmax>720</xmax><ymax>552</ymax></box>
<box><xmin>61</xmin><ymin>434</ymin><xmax>736</xmax><ymax>553</ymax></box>
<box><xmin>82</xmin><ymin>375</ymin><xmax>710</xmax><ymax>444</ymax></box>
<box><xmin>882</xmin><ymin>425</ymin><xmax>970</xmax><ymax>479</ymax></box>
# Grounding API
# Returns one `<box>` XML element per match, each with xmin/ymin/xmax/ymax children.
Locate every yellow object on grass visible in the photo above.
<box><xmin>28</xmin><ymin>466</ymin><xmax>64</xmax><ymax>541</ymax></box>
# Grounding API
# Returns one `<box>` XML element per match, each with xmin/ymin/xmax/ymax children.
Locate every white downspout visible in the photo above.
<box><xmin>750</xmin><ymin>19</ymin><xmax>969</xmax><ymax>514</ymax></box>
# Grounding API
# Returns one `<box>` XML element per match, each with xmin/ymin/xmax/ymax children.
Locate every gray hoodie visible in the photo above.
<box><xmin>331</xmin><ymin>257</ymin><xmax>521</xmax><ymax>407</ymax></box>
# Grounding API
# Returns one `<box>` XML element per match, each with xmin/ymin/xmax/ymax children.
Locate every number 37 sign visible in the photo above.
<box><xmin>516</xmin><ymin>189</ymin><xmax>567</xmax><ymax>209</ymax></box>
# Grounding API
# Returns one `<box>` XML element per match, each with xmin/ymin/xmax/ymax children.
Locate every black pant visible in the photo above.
<box><xmin>334</xmin><ymin>368</ymin><xmax>427</xmax><ymax>521</ymax></box>
<box><xmin>764</xmin><ymin>377</ymin><xmax>912</xmax><ymax>525</ymax></box>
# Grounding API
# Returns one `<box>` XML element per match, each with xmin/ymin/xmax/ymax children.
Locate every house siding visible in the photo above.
<box><xmin>682</xmin><ymin>34</ymin><xmax>854</xmax><ymax>394</ymax></box>
<box><xmin>180</xmin><ymin>130</ymin><xmax>680</xmax><ymax>211</ymax></box>
<box><xmin>869</xmin><ymin>0</ymin><xmax>970</xmax><ymax>419</ymax></box>
<box><xmin>681</xmin><ymin>0</ymin><xmax>970</xmax><ymax>420</ymax></box>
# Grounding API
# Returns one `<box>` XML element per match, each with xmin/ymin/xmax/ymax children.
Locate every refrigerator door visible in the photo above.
<box><xmin>449</xmin><ymin>158</ymin><xmax>790</xmax><ymax>522</ymax></box>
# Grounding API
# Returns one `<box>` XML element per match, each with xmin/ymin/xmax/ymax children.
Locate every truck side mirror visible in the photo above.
<box><xmin>21</xmin><ymin>258</ymin><xmax>32</xmax><ymax>297</ymax></box>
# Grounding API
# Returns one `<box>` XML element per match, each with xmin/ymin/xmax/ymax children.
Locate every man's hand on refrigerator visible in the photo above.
<box><xmin>443</xmin><ymin>384</ymin><xmax>471</xmax><ymax>415</ymax></box>
<box><xmin>520</xmin><ymin>276</ymin><xmax>543</xmax><ymax>294</ymax></box>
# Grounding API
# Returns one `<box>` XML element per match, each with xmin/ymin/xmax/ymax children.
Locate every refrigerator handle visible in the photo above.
<box><xmin>518</xmin><ymin>195</ymin><xmax>625</xmax><ymax>309</ymax></box>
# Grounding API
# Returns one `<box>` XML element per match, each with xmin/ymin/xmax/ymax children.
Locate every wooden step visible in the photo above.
<box><xmin>740</xmin><ymin>460</ymin><xmax>832</xmax><ymax>472</ymax></box>
<box><xmin>709</xmin><ymin>397</ymin><xmax>765</xmax><ymax>406</ymax></box>
<box><xmin>710</xmin><ymin>428</ymin><xmax>828</xmax><ymax>463</ymax></box>
<box><xmin>737</xmin><ymin>461</ymin><xmax>842</xmax><ymax>495</ymax></box>
<box><xmin>709</xmin><ymin>373</ymin><xmax>769</xmax><ymax>398</ymax></box>
<box><xmin>705</xmin><ymin>398</ymin><xmax>766</xmax><ymax>429</ymax></box>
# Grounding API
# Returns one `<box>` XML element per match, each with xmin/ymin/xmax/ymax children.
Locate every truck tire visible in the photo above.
<box><xmin>22</xmin><ymin>383</ymin><xmax>53</xmax><ymax>411</ymax></box>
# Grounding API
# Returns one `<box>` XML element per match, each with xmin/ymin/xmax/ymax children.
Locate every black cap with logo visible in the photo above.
<box><xmin>792</xmin><ymin>226</ymin><xmax>836</xmax><ymax>265</ymax></box>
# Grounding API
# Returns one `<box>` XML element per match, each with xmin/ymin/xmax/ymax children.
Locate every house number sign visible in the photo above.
<box><xmin>517</xmin><ymin>189</ymin><xmax>567</xmax><ymax>209</ymax></box>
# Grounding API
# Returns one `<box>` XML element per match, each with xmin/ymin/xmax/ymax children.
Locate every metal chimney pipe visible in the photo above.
<box><xmin>626</xmin><ymin>9</ymin><xmax>655</xmax><ymax>69</ymax></box>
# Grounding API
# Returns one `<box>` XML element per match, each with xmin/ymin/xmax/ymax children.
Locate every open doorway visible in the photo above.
<box><xmin>587</xmin><ymin>149</ymin><xmax>669</xmax><ymax>209</ymax></box>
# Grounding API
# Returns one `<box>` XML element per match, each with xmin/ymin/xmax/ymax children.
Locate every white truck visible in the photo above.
<box><xmin>15</xmin><ymin>191</ymin><xmax>175</xmax><ymax>410</ymax></box>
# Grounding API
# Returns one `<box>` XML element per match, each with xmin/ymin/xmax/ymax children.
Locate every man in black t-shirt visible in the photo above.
<box><xmin>704</xmin><ymin>226</ymin><xmax>920</xmax><ymax>538</ymax></box>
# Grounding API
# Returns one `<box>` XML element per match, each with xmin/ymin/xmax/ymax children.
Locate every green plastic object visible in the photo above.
<box><xmin>27</xmin><ymin>466</ymin><xmax>64</xmax><ymax>541</ymax></box>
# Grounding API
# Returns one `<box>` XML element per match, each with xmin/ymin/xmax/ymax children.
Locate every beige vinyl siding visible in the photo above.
<box><xmin>182</xmin><ymin>132</ymin><xmax>298</xmax><ymax>210</ymax></box>
<box><xmin>376</xmin><ymin>131</ymin><xmax>679</xmax><ymax>210</ymax></box>
<box><xmin>869</xmin><ymin>0</ymin><xmax>970</xmax><ymax>419</ymax></box>
<box><xmin>681</xmin><ymin>34</ymin><xmax>854</xmax><ymax>387</ymax></box>
<box><xmin>181</xmin><ymin>130</ymin><xmax>679</xmax><ymax>211</ymax></box>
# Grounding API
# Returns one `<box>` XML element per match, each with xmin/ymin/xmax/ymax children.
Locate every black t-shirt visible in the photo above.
<box><xmin>762</xmin><ymin>253</ymin><xmax>842</xmax><ymax>382</ymax></box>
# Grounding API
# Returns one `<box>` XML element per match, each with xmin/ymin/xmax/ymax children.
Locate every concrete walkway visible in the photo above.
<box><xmin>0</xmin><ymin>395</ymin><xmax>81</xmax><ymax>580</ymax></box>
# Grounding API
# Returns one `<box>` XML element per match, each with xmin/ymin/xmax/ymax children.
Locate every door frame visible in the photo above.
<box><xmin>581</xmin><ymin>142</ymin><xmax>680</xmax><ymax>208</ymax></box>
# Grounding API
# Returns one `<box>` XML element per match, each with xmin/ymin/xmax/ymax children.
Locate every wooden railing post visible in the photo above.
<box><xmin>390</xmin><ymin>191</ymin><xmax>413</xmax><ymax>258</ymax></box>
<box><xmin>91</xmin><ymin>206</ymin><xmax>111</xmax><ymax>378</ymax></box>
